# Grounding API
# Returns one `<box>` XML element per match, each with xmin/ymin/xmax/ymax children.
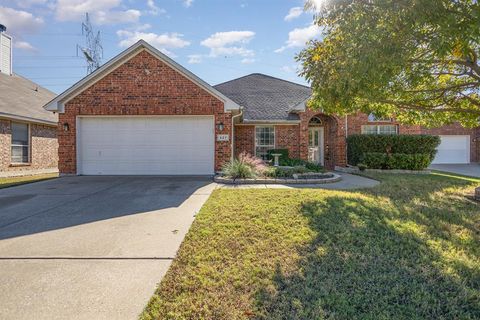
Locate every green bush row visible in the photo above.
<box><xmin>267</xmin><ymin>149</ymin><xmax>323</xmax><ymax>172</ymax></box>
<box><xmin>361</xmin><ymin>152</ymin><xmax>431</xmax><ymax>170</ymax></box>
<box><xmin>347</xmin><ymin>134</ymin><xmax>440</xmax><ymax>165</ymax></box>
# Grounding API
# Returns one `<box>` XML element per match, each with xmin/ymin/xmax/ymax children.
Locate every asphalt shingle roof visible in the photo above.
<box><xmin>0</xmin><ymin>73</ymin><xmax>57</xmax><ymax>124</ymax></box>
<box><xmin>214</xmin><ymin>73</ymin><xmax>311</xmax><ymax>122</ymax></box>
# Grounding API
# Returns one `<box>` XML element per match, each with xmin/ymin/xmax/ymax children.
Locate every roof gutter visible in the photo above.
<box><xmin>0</xmin><ymin>112</ymin><xmax>57</xmax><ymax>126</ymax></box>
<box><xmin>241</xmin><ymin>119</ymin><xmax>301</xmax><ymax>124</ymax></box>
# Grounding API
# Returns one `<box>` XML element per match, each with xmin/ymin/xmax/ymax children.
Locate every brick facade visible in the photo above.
<box><xmin>232</xmin><ymin>112</ymin><xmax>480</xmax><ymax>169</ymax></box>
<box><xmin>0</xmin><ymin>119</ymin><xmax>58</xmax><ymax>173</ymax></box>
<box><xmin>346</xmin><ymin>113</ymin><xmax>422</xmax><ymax>135</ymax></box>
<box><xmin>58</xmin><ymin>49</ymin><xmax>231</xmax><ymax>174</ymax></box>
<box><xmin>53</xmin><ymin>47</ymin><xmax>479</xmax><ymax>173</ymax></box>
<box><xmin>233</xmin><ymin>111</ymin><xmax>348</xmax><ymax>170</ymax></box>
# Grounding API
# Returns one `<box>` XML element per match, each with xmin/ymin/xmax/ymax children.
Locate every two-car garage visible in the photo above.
<box><xmin>76</xmin><ymin>116</ymin><xmax>215</xmax><ymax>175</ymax></box>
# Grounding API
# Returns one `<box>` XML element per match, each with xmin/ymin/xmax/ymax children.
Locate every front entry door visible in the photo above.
<box><xmin>308</xmin><ymin>127</ymin><xmax>324</xmax><ymax>165</ymax></box>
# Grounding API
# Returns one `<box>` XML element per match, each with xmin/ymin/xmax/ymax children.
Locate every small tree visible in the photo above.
<box><xmin>298</xmin><ymin>0</ymin><xmax>480</xmax><ymax>127</ymax></box>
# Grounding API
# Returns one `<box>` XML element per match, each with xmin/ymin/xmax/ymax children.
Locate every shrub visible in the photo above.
<box><xmin>265</xmin><ymin>166</ymin><xmax>309</xmax><ymax>178</ymax></box>
<box><xmin>357</xmin><ymin>163</ymin><xmax>367</xmax><ymax>171</ymax></box>
<box><xmin>347</xmin><ymin>134</ymin><xmax>440</xmax><ymax>165</ymax></box>
<box><xmin>222</xmin><ymin>159</ymin><xmax>255</xmax><ymax>179</ymax></box>
<box><xmin>305</xmin><ymin>162</ymin><xmax>324</xmax><ymax>172</ymax></box>
<box><xmin>361</xmin><ymin>152</ymin><xmax>388</xmax><ymax>169</ymax></box>
<box><xmin>238</xmin><ymin>152</ymin><xmax>268</xmax><ymax>175</ymax></box>
<box><xmin>281</xmin><ymin>158</ymin><xmax>307</xmax><ymax>167</ymax></box>
<box><xmin>361</xmin><ymin>152</ymin><xmax>431</xmax><ymax>170</ymax></box>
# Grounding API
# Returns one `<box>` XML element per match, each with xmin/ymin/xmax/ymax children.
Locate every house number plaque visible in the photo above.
<box><xmin>217</xmin><ymin>134</ymin><xmax>229</xmax><ymax>142</ymax></box>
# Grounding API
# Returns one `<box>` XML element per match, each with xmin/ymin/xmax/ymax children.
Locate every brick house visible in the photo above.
<box><xmin>44</xmin><ymin>40</ymin><xmax>478</xmax><ymax>175</ymax></box>
<box><xmin>0</xmin><ymin>29</ymin><xmax>58</xmax><ymax>177</ymax></box>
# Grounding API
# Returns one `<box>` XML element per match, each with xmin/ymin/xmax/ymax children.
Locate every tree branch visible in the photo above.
<box><xmin>377</xmin><ymin>99</ymin><xmax>480</xmax><ymax>115</ymax></box>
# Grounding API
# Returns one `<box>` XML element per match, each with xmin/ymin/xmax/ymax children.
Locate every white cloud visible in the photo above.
<box><xmin>183</xmin><ymin>0</ymin><xmax>193</xmax><ymax>7</ymax></box>
<box><xmin>146</xmin><ymin>0</ymin><xmax>165</xmax><ymax>15</ymax></box>
<box><xmin>10</xmin><ymin>0</ymin><xmax>48</xmax><ymax>8</ymax></box>
<box><xmin>284</xmin><ymin>7</ymin><xmax>303</xmax><ymax>21</ymax></box>
<box><xmin>241</xmin><ymin>58</ymin><xmax>255</xmax><ymax>64</ymax></box>
<box><xmin>0</xmin><ymin>6</ymin><xmax>44</xmax><ymax>35</ymax></box>
<box><xmin>201</xmin><ymin>31</ymin><xmax>255</xmax><ymax>57</ymax></box>
<box><xmin>117</xmin><ymin>30</ymin><xmax>190</xmax><ymax>57</ymax></box>
<box><xmin>55</xmin><ymin>0</ymin><xmax>141</xmax><ymax>25</ymax></box>
<box><xmin>188</xmin><ymin>54</ymin><xmax>202</xmax><ymax>64</ymax></box>
<box><xmin>201</xmin><ymin>31</ymin><xmax>254</xmax><ymax>48</ymax></box>
<box><xmin>281</xmin><ymin>65</ymin><xmax>298</xmax><ymax>73</ymax></box>
<box><xmin>14</xmin><ymin>40</ymin><xmax>36</xmax><ymax>51</ymax></box>
<box><xmin>95</xmin><ymin>9</ymin><xmax>141</xmax><ymax>24</ymax></box>
<box><xmin>275</xmin><ymin>24</ymin><xmax>321</xmax><ymax>52</ymax></box>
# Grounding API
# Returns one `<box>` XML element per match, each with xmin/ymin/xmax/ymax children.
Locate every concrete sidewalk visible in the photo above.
<box><xmin>0</xmin><ymin>176</ymin><xmax>216</xmax><ymax>320</ymax></box>
<box><xmin>429</xmin><ymin>164</ymin><xmax>480</xmax><ymax>178</ymax></box>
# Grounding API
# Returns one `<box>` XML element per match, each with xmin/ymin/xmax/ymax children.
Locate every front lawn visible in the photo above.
<box><xmin>141</xmin><ymin>172</ymin><xmax>480</xmax><ymax>319</ymax></box>
<box><xmin>0</xmin><ymin>173</ymin><xmax>58</xmax><ymax>189</ymax></box>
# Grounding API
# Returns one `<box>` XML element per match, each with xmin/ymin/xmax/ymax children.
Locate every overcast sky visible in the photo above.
<box><xmin>0</xmin><ymin>0</ymin><xmax>322</xmax><ymax>93</ymax></box>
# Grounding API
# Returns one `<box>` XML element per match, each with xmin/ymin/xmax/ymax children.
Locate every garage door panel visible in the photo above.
<box><xmin>78</xmin><ymin>117</ymin><xmax>215</xmax><ymax>175</ymax></box>
<box><xmin>432</xmin><ymin>135</ymin><xmax>470</xmax><ymax>164</ymax></box>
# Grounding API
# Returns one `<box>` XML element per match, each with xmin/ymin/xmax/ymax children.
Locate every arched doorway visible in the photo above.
<box><xmin>308</xmin><ymin>116</ymin><xmax>324</xmax><ymax>165</ymax></box>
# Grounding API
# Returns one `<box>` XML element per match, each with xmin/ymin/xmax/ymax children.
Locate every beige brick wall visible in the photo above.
<box><xmin>0</xmin><ymin>119</ymin><xmax>58</xmax><ymax>173</ymax></box>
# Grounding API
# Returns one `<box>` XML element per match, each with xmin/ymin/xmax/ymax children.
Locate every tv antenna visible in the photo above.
<box><xmin>77</xmin><ymin>13</ymin><xmax>103</xmax><ymax>74</ymax></box>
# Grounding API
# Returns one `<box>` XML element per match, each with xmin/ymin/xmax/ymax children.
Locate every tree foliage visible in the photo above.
<box><xmin>298</xmin><ymin>0</ymin><xmax>480</xmax><ymax>127</ymax></box>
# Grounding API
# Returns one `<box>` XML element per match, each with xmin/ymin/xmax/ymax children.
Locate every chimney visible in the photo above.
<box><xmin>0</xmin><ymin>24</ymin><xmax>12</xmax><ymax>76</ymax></box>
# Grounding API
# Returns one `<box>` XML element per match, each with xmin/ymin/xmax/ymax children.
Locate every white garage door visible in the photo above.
<box><xmin>432</xmin><ymin>135</ymin><xmax>470</xmax><ymax>164</ymax></box>
<box><xmin>77</xmin><ymin>116</ymin><xmax>215</xmax><ymax>175</ymax></box>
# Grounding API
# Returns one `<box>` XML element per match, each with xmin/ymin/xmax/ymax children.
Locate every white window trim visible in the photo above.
<box><xmin>254</xmin><ymin>126</ymin><xmax>275</xmax><ymax>158</ymax></box>
<box><xmin>367</xmin><ymin>113</ymin><xmax>393</xmax><ymax>122</ymax></box>
<box><xmin>11</xmin><ymin>121</ymin><xmax>31</xmax><ymax>164</ymax></box>
<box><xmin>361</xmin><ymin>124</ymin><xmax>398</xmax><ymax>135</ymax></box>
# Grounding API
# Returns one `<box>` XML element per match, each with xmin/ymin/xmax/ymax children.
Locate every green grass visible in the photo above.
<box><xmin>0</xmin><ymin>173</ymin><xmax>58</xmax><ymax>189</ymax></box>
<box><xmin>141</xmin><ymin>172</ymin><xmax>480</xmax><ymax>320</ymax></box>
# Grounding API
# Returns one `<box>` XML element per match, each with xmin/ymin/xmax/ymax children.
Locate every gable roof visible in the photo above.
<box><xmin>0</xmin><ymin>72</ymin><xmax>57</xmax><ymax>125</ymax></box>
<box><xmin>214</xmin><ymin>73</ymin><xmax>311</xmax><ymax>122</ymax></box>
<box><xmin>44</xmin><ymin>40</ymin><xmax>241</xmax><ymax>113</ymax></box>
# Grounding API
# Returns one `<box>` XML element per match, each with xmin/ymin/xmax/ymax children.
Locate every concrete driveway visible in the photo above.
<box><xmin>429</xmin><ymin>163</ymin><xmax>480</xmax><ymax>178</ymax></box>
<box><xmin>0</xmin><ymin>176</ymin><xmax>216</xmax><ymax>320</ymax></box>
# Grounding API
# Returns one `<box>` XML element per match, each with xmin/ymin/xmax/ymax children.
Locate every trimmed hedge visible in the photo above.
<box><xmin>361</xmin><ymin>152</ymin><xmax>431</xmax><ymax>170</ymax></box>
<box><xmin>347</xmin><ymin>134</ymin><xmax>440</xmax><ymax>165</ymax></box>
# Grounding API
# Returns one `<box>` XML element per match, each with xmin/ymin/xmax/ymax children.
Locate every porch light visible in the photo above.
<box><xmin>63</xmin><ymin>122</ymin><xmax>70</xmax><ymax>131</ymax></box>
<box><xmin>216</xmin><ymin>122</ymin><xmax>225</xmax><ymax>131</ymax></box>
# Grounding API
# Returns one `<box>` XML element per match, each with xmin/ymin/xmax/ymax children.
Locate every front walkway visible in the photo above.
<box><xmin>429</xmin><ymin>164</ymin><xmax>480</xmax><ymax>178</ymax></box>
<box><xmin>216</xmin><ymin>172</ymin><xmax>379</xmax><ymax>189</ymax></box>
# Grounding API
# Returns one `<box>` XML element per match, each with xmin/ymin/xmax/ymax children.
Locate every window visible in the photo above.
<box><xmin>361</xmin><ymin>125</ymin><xmax>398</xmax><ymax>135</ymax></box>
<box><xmin>367</xmin><ymin>113</ymin><xmax>393</xmax><ymax>122</ymax></box>
<box><xmin>309</xmin><ymin>116</ymin><xmax>323</xmax><ymax>126</ymax></box>
<box><xmin>11</xmin><ymin>122</ymin><xmax>29</xmax><ymax>163</ymax></box>
<box><xmin>255</xmin><ymin>126</ymin><xmax>275</xmax><ymax>160</ymax></box>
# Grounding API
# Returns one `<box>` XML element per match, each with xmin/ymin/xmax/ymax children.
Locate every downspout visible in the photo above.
<box><xmin>231</xmin><ymin>107</ymin><xmax>243</xmax><ymax>160</ymax></box>
<box><xmin>345</xmin><ymin>115</ymin><xmax>348</xmax><ymax>167</ymax></box>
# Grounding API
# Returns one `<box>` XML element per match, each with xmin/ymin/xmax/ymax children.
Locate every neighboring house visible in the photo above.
<box><xmin>0</xmin><ymin>28</ymin><xmax>58</xmax><ymax>177</ymax></box>
<box><xmin>44</xmin><ymin>40</ymin><xmax>478</xmax><ymax>176</ymax></box>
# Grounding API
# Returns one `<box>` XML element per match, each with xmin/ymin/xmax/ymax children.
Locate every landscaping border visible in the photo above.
<box><xmin>335</xmin><ymin>166</ymin><xmax>431</xmax><ymax>174</ymax></box>
<box><xmin>214</xmin><ymin>172</ymin><xmax>342</xmax><ymax>184</ymax></box>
